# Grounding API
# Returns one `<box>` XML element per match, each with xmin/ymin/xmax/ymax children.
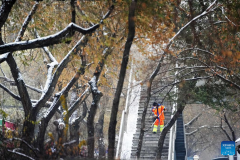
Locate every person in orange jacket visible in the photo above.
<box><xmin>152</xmin><ymin>102</ymin><xmax>166</xmax><ymax>133</ymax></box>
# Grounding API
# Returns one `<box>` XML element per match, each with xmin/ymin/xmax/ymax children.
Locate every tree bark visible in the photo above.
<box><xmin>70</xmin><ymin>100</ymin><xmax>88</xmax><ymax>143</ymax></box>
<box><xmin>96</xmin><ymin>110</ymin><xmax>106</xmax><ymax>159</ymax></box>
<box><xmin>87</xmin><ymin>77</ymin><xmax>103</xmax><ymax>158</ymax></box>
<box><xmin>0</xmin><ymin>0</ymin><xmax>16</xmax><ymax>29</ymax></box>
<box><xmin>87</xmin><ymin>48</ymin><xmax>112</xmax><ymax>158</ymax></box>
<box><xmin>108</xmin><ymin>0</ymin><xmax>137</xmax><ymax>158</ymax></box>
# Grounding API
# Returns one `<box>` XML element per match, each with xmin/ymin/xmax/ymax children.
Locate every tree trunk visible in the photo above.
<box><xmin>6</xmin><ymin>54</ymin><xmax>35</xmax><ymax>146</ymax></box>
<box><xmin>87</xmin><ymin>77</ymin><xmax>103</xmax><ymax>158</ymax></box>
<box><xmin>37</xmin><ymin>99</ymin><xmax>61</xmax><ymax>153</ymax></box>
<box><xmin>70</xmin><ymin>100</ymin><xmax>88</xmax><ymax>143</ymax></box>
<box><xmin>157</xmin><ymin>101</ymin><xmax>186</xmax><ymax>159</ymax></box>
<box><xmin>87</xmin><ymin>49</ymin><xmax>110</xmax><ymax>158</ymax></box>
<box><xmin>108</xmin><ymin>0</ymin><xmax>137</xmax><ymax>158</ymax></box>
<box><xmin>96</xmin><ymin>110</ymin><xmax>106</xmax><ymax>159</ymax></box>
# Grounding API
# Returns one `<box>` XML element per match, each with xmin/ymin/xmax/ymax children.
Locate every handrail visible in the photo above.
<box><xmin>168</xmin><ymin>102</ymin><xmax>177</xmax><ymax>160</ymax></box>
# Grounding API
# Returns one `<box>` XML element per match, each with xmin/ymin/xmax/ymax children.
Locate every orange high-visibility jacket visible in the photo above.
<box><xmin>153</xmin><ymin>105</ymin><xmax>165</xmax><ymax>121</ymax></box>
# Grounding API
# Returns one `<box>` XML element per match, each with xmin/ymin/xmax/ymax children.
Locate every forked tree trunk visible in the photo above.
<box><xmin>87</xmin><ymin>48</ymin><xmax>111</xmax><ymax>158</ymax></box>
<box><xmin>87</xmin><ymin>79</ymin><xmax>103</xmax><ymax>158</ymax></box>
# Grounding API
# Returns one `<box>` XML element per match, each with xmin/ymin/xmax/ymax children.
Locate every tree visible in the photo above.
<box><xmin>0</xmin><ymin>0</ymin><xmax>114</xmax><ymax>158</ymax></box>
<box><xmin>108</xmin><ymin>0</ymin><xmax>137</xmax><ymax>158</ymax></box>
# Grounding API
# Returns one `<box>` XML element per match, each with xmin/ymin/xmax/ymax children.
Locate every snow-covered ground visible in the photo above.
<box><xmin>120</xmin><ymin>80</ymin><xmax>141</xmax><ymax>159</ymax></box>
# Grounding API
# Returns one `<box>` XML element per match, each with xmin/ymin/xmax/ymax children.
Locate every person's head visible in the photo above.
<box><xmin>153</xmin><ymin>102</ymin><xmax>158</xmax><ymax>107</ymax></box>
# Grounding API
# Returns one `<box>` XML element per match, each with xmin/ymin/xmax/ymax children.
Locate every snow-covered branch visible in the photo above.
<box><xmin>63</xmin><ymin>140</ymin><xmax>77</xmax><ymax>147</ymax></box>
<box><xmin>68</xmin><ymin>87</ymin><xmax>91</xmax><ymax>116</ymax></box>
<box><xmin>169</xmin><ymin>0</ymin><xmax>218</xmax><ymax>44</ymax></box>
<box><xmin>16</xmin><ymin>2</ymin><xmax>39</xmax><ymax>42</ymax></box>
<box><xmin>185</xmin><ymin>112</ymin><xmax>203</xmax><ymax>127</ymax></box>
<box><xmin>0</xmin><ymin>0</ymin><xmax>16</xmax><ymax>29</ymax></box>
<box><xmin>0</xmin><ymin>5</ymin><xmax>114</xmax><ymax>54</ymax></box>
<box><xmin>185</xmin><ymin>125</ymin><xmax>221</xmax><ymax>136</ymax></box>
<box><xmin>221</xmin><ymin>7</ymin><xmax>238</xmax><ymax>26</ymax></box>
<box><xmin>216</xmin><ymin>74</ymin><xmax>240</xmax><ymax>90</ymax></box>
<box><xmin>25</xmin><ymin>84</ymin><xmax>42</xmax><ymax>93</ymax></box>
<box><xmin>4</xmin><ymin>1</ymin><xmax>41</xmax><ymax>113</ymax></box>
<box><xmin>8</xmin><ymin>149</ymin><xmax>35</xmax><ymax>160</ymax></box>
<box><xmin>35</xmin><ymin>31</ymin><xmax>58</xmax><ymax>64</ymax></box>
<box><xmin>0</xmin><ymin>65</ymin><xmax>6</xmax><ymax>77</ymax></box>
<box><xmin>152</xmin><ymin>75</ymin><xmax>212</xmax><ymax>96</ymax></box>
<box><xmin>10</xmin><ymin>137</ymin><xmax>39</xmax><ymax>157</ymax></box>
<box><xmin>195</xmin><ymin>57</ymin><xmax>240</xmax><ymax>90</ymax></box>
<box><xmin>0</xmin><ymin>76</ymin><xmax>42</xmax><ymax>93</ymax></box>
<box><xmin>0</xmin><ymin>52</ymin><xmax>9</xmax><ymax>63</ymax></box>
<box><xmin>35</xmin><ymin>36</ymin><xmax>86</xmax><ymax>112</ymax></box>
<box><xmin>178</xmin><ymin>48</ymin><xmax>215</xmax><ymax>57</ymax></box>
<box><xmin>0</xmin><ymin>83</ymin><xmax>21</xmax><ymax>100</ymax></box>
<box><xmin>0</xmin><ymin>23</ymin><xmax>94</xmax><ymax>54</ymax></box>
<box><xmin>70</xmin><ymin>100</ymin><xmax>88</xmax><ymax>125</ymax></box>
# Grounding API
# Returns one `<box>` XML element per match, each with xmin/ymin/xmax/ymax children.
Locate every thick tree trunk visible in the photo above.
<box><xmin>37</xmin><ymin>99</ymin><xmax>61</xmax><ymax>154</ymax></box>
<box><xmin>0</xmin><ymin>0</ymin><xmax>16</xmax><ymax>29</ymax></box>
<box><xmin>107</xmin><ymin>0</ymin><xmax>137</xmax><ymax>158</ymax></box>
<box><xmin>96</xmin><ymin>110</ymin><xmax>106</xmax><ymax>159</ymax></box>
<box><xmin>87</xmin><ymin>78</ymin><xmax>103</xmax><ymax>158</ymax></box>
<box><xmin>37</xmin><ymin>117</ymin><xmax>49</xmax><ymax>156</ymax></box>
<box><xmin>70</xmin><ymin>101</ymin><xmax>88</xmax><ymax>143</ymax></box>
<box><xmin>87</xmin><ymin>48</ymin><xmax>110</xmax><ymax>158</ymax></box>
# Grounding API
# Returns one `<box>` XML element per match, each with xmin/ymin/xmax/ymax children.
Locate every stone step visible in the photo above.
<box><xmin>131</xmin><ymin>156</ymin><xmax>168</xmax><ymax>160</ymax></box>
<box><xmin>134</xmin><ymin>131</ymin><xmax>171</xmax><ymax>135</ymax></box>
<box><xmin>135</xmin><ymin>119</ymin><xmax>171</xmax><ymax>124</ymax></box>
<box><xmin>132</xmin><ymin>139</ymin><xmax>170</xmax><ymax>143</ymax></box>
<box><xmin>131</xmin><ymin>145</ymin><xmax>169</xmax><ymax>150</ymax></box>
<box><xmin>131</xmin><ymin>152</ymin><xmax>168</xmax><ymax>157</ymax></box>
<box><xmin>132</xmin><ymin>138</ymin><xmax>170</xmax><ymax>142</ymax></box>
<box><xmin>133</xmin><ymin>140</ymin><xmax>169</xmax><ymax>146</ymax></box>
<box><xmin>131</xmin><ymin>150</ymin><xmax>169</xmax><ymax>156</ymax></box>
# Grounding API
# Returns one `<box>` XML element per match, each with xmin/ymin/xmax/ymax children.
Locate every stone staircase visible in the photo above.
<box><xmin>130</xmin><ymin>84</ymin><xmax>173</xmax><ymax>160</ymax></box>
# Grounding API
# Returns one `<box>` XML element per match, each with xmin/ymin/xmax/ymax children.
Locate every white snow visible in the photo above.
<box><xmin>17</xmin><ymin>72</ymin><xmax>23</xmax><ymax>82</ymax></box>
<box><xmin>120</xmin><ymin>80</ymin><xmax>141</xmax><ymax>159</ymax></box>
<box><xmin>0</xmin><ymin>53</ymin><xmax>9</xmax><ymax>59</ymax></box>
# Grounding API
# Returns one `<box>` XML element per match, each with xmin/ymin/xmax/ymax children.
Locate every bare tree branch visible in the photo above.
<box><xmin>220</xmin><ymin>118</ymin><xmax>232</xmax><ymax>141</ymax></box>
<box><xmin>0</xmin><ymin>0</ymin><xmax>16</xmax><ymax>30</ymax></box>
<box><xmin>10</xmin><ymin>137</ymin><xmax>39</xmax><ymax>157</ymax></box>
<box><xmin>222</xmin><ymin>111</ymin><xmax>236</xmax><ymax>141</ymax></box>
<box><xmin>8</xmin><ymin>149</ymin><xmax>35</xmax><ymax>160</ymax></box>
<box><xmin>186</xmin><ymin>125</ymin><xmax>222</xmax><ymax>136</ymax></box>
<box><xmin>185</xmin><ymin>112</ymin><xmax>203</xmax><ymax>127</ymax></box>
<box><xmin>0</xmin><ymin>83</ymin><xmax>21</xmax><ymax>100</ymax></box>
<box><xmin>16</xmin><ymin>2</ymin><xmax>39</xmax><ymax>42</ymax></box>
<box><xmin>221</xmin><ymin>7</ymin><xmax>238</xmax><ymax>26</ymax></box>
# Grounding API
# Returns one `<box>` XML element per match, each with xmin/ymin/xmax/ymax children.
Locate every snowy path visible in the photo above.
<box><xmin>120</xmin><ymin>80</ymin><xmax>141</xmax><ymax>159</ymax></box>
